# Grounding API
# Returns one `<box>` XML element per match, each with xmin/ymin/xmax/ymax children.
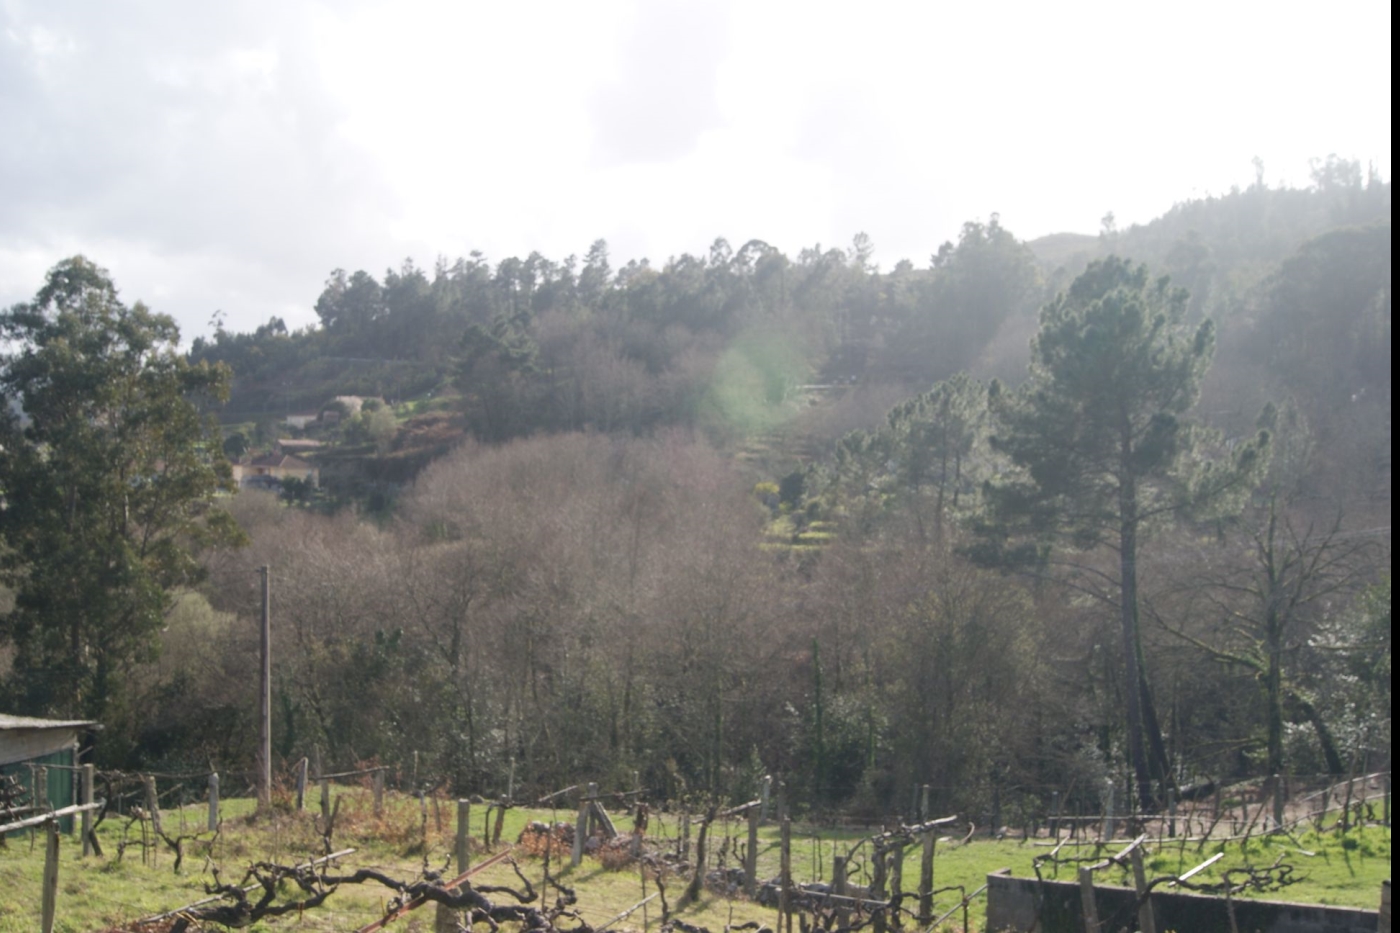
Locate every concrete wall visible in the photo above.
<box><xmin>985</xmin><ymin>869</ymin><xmax>1380</xmax><ymax>933</ymax></box>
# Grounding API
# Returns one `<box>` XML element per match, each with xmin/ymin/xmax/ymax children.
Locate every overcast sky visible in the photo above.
<box><xmin>1</xmin><ymin>0</ymin><xmax>1391</xmax><ymax>340</ymax></box>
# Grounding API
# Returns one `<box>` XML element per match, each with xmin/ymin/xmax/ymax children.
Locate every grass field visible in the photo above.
<box><xmin>0</xmin><ymin>790</ymin><xmax>1388</xmax><ymax>932</ymax></box>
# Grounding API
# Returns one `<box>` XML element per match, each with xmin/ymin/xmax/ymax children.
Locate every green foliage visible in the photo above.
<box><xmin>978</xmin><ymin>256</ymin><xmax>1261</xmax><ymax>803</ymax></box>
<box><xmin>0</xmin><ymin>257</ymin><xmax>246</xmax><ymax>726</ymax></box>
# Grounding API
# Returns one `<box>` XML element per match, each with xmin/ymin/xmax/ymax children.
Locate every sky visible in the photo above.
<box><xmin>0</xmin><ymin>0</ymin><xmax>1391</xmax><ymax>340</ymax></box>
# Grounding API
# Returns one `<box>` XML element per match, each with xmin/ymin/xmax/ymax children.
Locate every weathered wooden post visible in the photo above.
<box><xmin>1378</xmin><ymin>879</ymin><xmax>1390</xmax><ymax>933</ymax></box>
<box><xmin>1167</xmin><ymin>788</ymin><xmax>1176</xmax><ymax>838</ymax></box>
<box><xmin>373</xmin><ymin>767</ymin><xmax>385</xmax><ymax>818</ymax></box>
<box><xmin>457</xmin><ymin>800</ymin><xmax>471</xmax><ymax>869</ymax></box>
<box><xmin>35</xmin><ymin>765</ymin><xmax>49</xmax><ymax>812</ymax></box>
<box><xmin>573</xmin><ymin>789</ymin><xmax>588</xmax><ymax>866</ymax></box>
<box><xmin>143</xmin><ymin>774</ymin><xmax>162</xmax><ymax>835</ymax></box>
<box><xmin>889</xmin><ymin>839</ymin><xmax>904</xmax><ymax>929</ymax></box>
<box><xmin>41</xmin><ymin>818</ymin><xmax>60</xmax><ymax>933</ymax></box>
<box><xmin>1101</xmin><ymin>781</ymin><xmax>1115</xmax><ymax>841</ymax></box>
<box><xmin>432</xmin><ymin>793</ymin><xmax>443</xmax><ymax>834</ymax></box>
<box><xmin>1050</xmin><ymin>790</ymin><xmax>1061</xmax><ymax>841</ymax></box>
<box><xmin>295</xmin><ymin>757</ymin><xmax>308</xmax><ymax>811</ymax></box>
<box><xmin>990</xmin><ymin>782</ymin><xmax>1001</xmax><ymax>837</ymax></box>
<box><xmin>919</xmin><ymin>784</ymin><xmax>930</xmax><ymax>823</ymax></box>
<box><xmin>871</xmin><ymin>845</ymin><xmax>888</xmax><ymax>933</ymax></box>
<box><xmin>507</xmin><ymin>757</ymin><xmax>516</xmax><ymax>803</ymax></box>
<box><xmin>320</xmin><ymin>772</ymin><xmax>330</xmax><ymax>822</ymax></box>
<box><xmin>918</xmin><ymin>830</ymin><xmax>935</xmax><ymax>924</ymax></box>
<box><xmin>80</xmin><ymin>764</ymin><xmax>95</xmax><ymax>856</ymax></box>
<box><xmin>1130</xmin><ymin>846</ymin><xmax>1157</xmax><ymax>933</ymax></box>
<box><xmin>207</xmin><ymin>773</ymin><xmax>220</xmax><ymax>833</ymax></box>
<box><xmin>832</xmin><ymin>854</ymin><xmax>849</xmax><ymax>929</ymax></box>
<box><xmin>1078</xmin><ymin>866</ymin><xmax>1100</xmax><ymax>933</ymax></box>
<box><xmin>760</xmin><ymin>775</ymin><xmax>772</xmax><ymax>822</ymax></box>
<box><xmin>778</xmin><ymin>817</ymin><xmax>792</xmax><ymax>933</ymax></box>
<box><xmin>493</xmin><ymin>795</ymin><xmax>508</xmax><ymax>846</ymax></box>
<box><xmin>745</xmin><ymin>805</ymin><xmax>759</xmax><ymax>897</ymax></box>
<box><xmin>1271</xmin><ymin>773</ymin><xmax>1284</xmax><ymax>830</ymax></box>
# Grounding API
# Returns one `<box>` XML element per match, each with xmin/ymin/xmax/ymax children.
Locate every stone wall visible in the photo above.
<box><xmin>984</xmin><ymin>868</ymin><xmax>1381</xmax><ymax>933</ymax></box>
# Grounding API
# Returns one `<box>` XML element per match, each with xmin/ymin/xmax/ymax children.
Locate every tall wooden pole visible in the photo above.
<box><xmin>258</xmin><ymin>566</ymin><xmax>272</xmax><ymax>811</ymax></box>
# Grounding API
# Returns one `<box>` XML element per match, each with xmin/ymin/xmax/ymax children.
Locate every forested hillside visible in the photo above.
<box><xmin>2</xmin><ymin>165</ymin><xmax>1390</xmax><ymax>820</ymax></box>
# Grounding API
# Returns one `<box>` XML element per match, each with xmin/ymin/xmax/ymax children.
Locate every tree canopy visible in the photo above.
<box><xmin>0</xmin><ymin>257</ymin><xmax>244</xmax><ymax>730</ymax></box>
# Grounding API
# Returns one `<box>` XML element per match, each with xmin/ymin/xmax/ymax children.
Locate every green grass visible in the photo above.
<box><xmin>0</xmin><ymin>795</ymin><xmax>1388</xmax><ymax>932</ymax></box>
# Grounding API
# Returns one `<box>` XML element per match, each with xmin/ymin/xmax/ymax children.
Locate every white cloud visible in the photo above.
<box><xmin>0</xmin><ymin>0</ymin><xmax>1390</xmax><ymax>341</ymax></box>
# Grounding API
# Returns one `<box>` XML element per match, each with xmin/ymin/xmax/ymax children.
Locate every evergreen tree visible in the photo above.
<box><xmin>979</xmin><ymin>257</ymin><xmax>1262</xmax><ymax>807</ymax></box>
<box><xmin>0</xmin><ymin>257</ymin><xmax>245</xmax><ymax>724</ymax></box>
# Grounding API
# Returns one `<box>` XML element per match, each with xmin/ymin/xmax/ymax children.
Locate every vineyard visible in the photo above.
<box><xmin>0</xmin><ymin>770</ymin><xmax>1390</xmax><ymax>932</ymax></box>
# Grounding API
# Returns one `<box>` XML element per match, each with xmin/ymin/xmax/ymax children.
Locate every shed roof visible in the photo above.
<box><xmin>0</xmin><ymin>713</ymin><xmax>99</xmax><ymax>731</ymax></box>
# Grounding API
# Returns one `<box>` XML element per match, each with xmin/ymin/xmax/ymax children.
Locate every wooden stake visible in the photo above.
<box><xmin>832</xmin><ymin>854</ymin><xmax>849</xmax><ymax>929</ymax></box>
<box><xmin>779</xmin><ymin>817</ymin><xmax>792</xmax><ymax>933</ymax></box>
<box><xmin>745</xmin><ymin>806</ymin><xmax>759</xmax><ymax>897</ymax></box>
<box><xmin>207</xmin><ymin>773</ymin><xmax>219</xmax><ymax>833</ymax></box>
<box><xmin>889</xmin><ymin>840</ymin><xmax>904</xmax><ymax>930</ymax></box>
<box><xmin>1101</xmin><ymin>781</ymin><xmax>1115</xmax><ymax>841</ymax></box>
<box><xmin>573</xmin><ymin>790</ymin><xmax>587</xmax><ymax>866</ymax></box>
<box><xmin>1078</xmin><ymin>866</ymin><xmax>1100</xmax><ymax>933</ymax></box>
<box><xmin>1130</xmin><ymin>846</ymin><xmax>1157</xmax><ymax>933</ymax></box>
<box><xmin>80</xmin><ymin>765</ymin><xmax>94</xmax><ymax>857</ymax></box>
<box><xmin>456</xmin><ymin>799</ymin><xmax>471</xmax><ymax>868</ymax></box>
<box><xmin>143</xmin><ymin>774</ymin><xmax>162</xmax><ymax>835</ymax></box>
<box><xmin>918</xmin><ymin>831</ymin><xmax>935</xmax><ymax>924</ymax></box>
<box><xmin>41</xmin><ymin>818</ymin><xmax>59</xmax><ymax>933</ymax></box>
<box><xmin>295</xmin><ymin>757</ymin><xmax>308</xmax><ymax>811</ymax></box>
<box><xmin>373</xmin><ymin>768</ymin><xmax>385</xmax><ymax>818</ymax></box>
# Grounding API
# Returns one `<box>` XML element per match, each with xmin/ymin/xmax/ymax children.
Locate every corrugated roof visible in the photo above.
<box><xmin>0</xmin><ymin>713</ymin><xmax>99</xmax><ymax>730</ymax></box>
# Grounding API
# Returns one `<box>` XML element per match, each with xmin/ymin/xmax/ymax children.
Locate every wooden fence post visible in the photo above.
<box><xmin>832</xmin><ymin>854</ymin><xmax>849</xmax><ymax>930</ymax></box>
<box><xmin>1272</xmin><ymin>773</ymin><xmax>1284</xmax><ymax>830</ymax></box>
<box><xmin>573</xmin><ymin>790</ymin><xmax>587</xmax><ymax>866</ymax></box>
<box><xmin>1378</xmin><ymin>879</ymin><xmax>1389</xmax><ymax>933</ymax></box>
<box><xmin>207</xmin><ymin>773</ymin><xmax>219</xmax><ymax>833</ymax></box>
<box><xmin>1167</xmin><ymin>788</ymin><xmax>1176</xmax><ymax>838</ymax></box>
<box><xmin>1130</xmin><ymin>846</ymin><xmax>1157</xmax><ymax>933</ymax></box>
<box><xmin>373</xmin><ymin>768</ymin><xmax>385</xmax><ymax>818</ymax></box>
<box><xmin>779</xmin><ymin>817</ymin><xmax>792</xmax><ymax>933</ymax></box>
<box><xmin>493</xmin><ymin>795</ymin><xmax>508</xmax><ymax>845</ymax></box>
<box><xmin>920</xmin><ymin>784</ymin><xmax>930</xmax><ymax>823</ymax></box>
<box><xmin>41</xmin><ymin>818</ymin><xmax>60</xmax><ymax>933</ymax></box>
<box><xmin>457</xmin><ymin>799</ymin><xmax>471</xmax><ymax>870</ymax></box>
<box><xmin>1101</xmin><ymin>781</ymin><xmax>1115</xmax><ymax>841</ymax></box>
<box><xmin>295</xmin><ymin>757</ymin><xmax>308</xmax><ymax>811</ymax></box>
<box><xmin>320</xmin><ymin>774</ymin><xmax>330</xmax><ymax>822</ymax></box>
<box><xmin>918</xmin><ymin>830</ymin><xmax>935</xmax><ymax>924</ymax></box>
<box><xmin>81</xmin><ymin>764</ymin><xmax>95</xmax><ymax>857</ymax></box>
<box><xmin>1078</xmin><ymin>866</ymin><xmax>1100</xmax><ymax>933</ymax></box>
<box><xmin>871</xmin><ymin>845</ymin><xmax>888</xmax><ymax>933</ymax></box>
<box><xmin>761</xmin><ymin>775</ymin><xmax>772</xmax><ymax>822</ymax></box>
<box><xmin>143</xmin><ymin>774</ymin><xmax>162</xmax><ymax>836</ymax></box>
<box><xmin>745</xmin><ymin>805</ymin><xmax>759</xmax><ymax>897</ymax></box>
<box><xmin>990</xmin><ymin>782</ymin><xmax>1001</xmax><ymax>837</ymax></box>
<box><xmin>890</xmin><ymin>840</ymin><xmax>904</xmax><ymax>929</ymax></box>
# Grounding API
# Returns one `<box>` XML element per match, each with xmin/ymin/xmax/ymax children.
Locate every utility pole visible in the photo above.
<box><xmin>258</xmin><ymin>565</ymin><xmax>272</xmax><ymax>811</ymax></box>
